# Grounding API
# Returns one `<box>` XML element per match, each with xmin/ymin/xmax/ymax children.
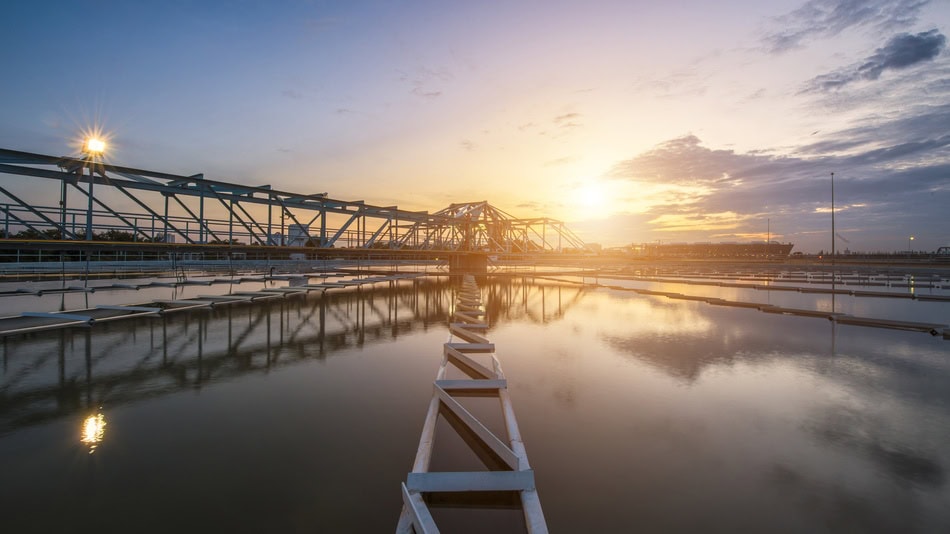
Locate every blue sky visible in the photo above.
<box><xmin>1</xmin><ymin>0</ymin><xmax>949</xmax><ymax>252</ymax></box>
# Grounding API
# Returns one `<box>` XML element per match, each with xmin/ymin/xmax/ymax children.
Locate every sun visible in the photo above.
<box><xmin>571</xmin><ymin>179</ymin><xmax>611</xmax><ymax>220</ymax></box>
<box><xmin>579</xmin><ymin>182</ymin><xmax>606</xmax><ymax>207</ymax></box>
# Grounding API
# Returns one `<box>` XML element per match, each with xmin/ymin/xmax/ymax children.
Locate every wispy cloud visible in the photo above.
<box><xmin>398</xmin><ymin>66</ymin><xmax>454</xmax><ymax>100</ymax></box>
<box><xmin>538</xmin><ymin>112</ymin><xmax>582</xmax><ymax>137</ymax></box>
<box><xmin>802</xmin><ymin>30</ymin><xmax>946</xmax><ymax>92</ymax></box>
<box><xmin>631</xmin><ymin>68</ymin><xmax>708</xmax><ymax>100</ymax></box>
<box><xmin>544</xmin><ymin>156</ymin><xmax>575</xmax><ymax>167</ymax></box>
<box><xmin>763</xmin><ymin>0</ymin><xmax>931</xmax><ymax>53</ymax></box>
<box><xmin>411</xmin><ymin>87</ymin><xmax>442</xmax><ymax>99</ymax></box>
<box><xmin>606</xmin><ymin>128</ymin><xmax>950</xmax><ymax>249</ymax></box>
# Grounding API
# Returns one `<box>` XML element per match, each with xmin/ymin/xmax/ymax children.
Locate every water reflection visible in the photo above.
<box><xmin>491</xmin><ymin>284</ymin><xmax>950</xmax><ymax>531</ymax></box>
<box><xmin>0</xmin><ymin>277</ymin><xmax>588</xmax><ymax>437</ymax></box>
<box><xmin>3</xmin><ymin>276</ymin><xmax>948</xmax><ymax>532</ymax></box>
<box><xmin>483</xmin><ymin>276</ymin><xmax>586</xmax><ymax>325</ymax></box>
<box><xmin>80</xmin><ymin>412</ymin><xmax>106</xmax><ymax>454</ymax></box>
<box><xmin>0</xmin><ymin>278</ymin><xmax>454</xmax><ymax>435</ymax></box>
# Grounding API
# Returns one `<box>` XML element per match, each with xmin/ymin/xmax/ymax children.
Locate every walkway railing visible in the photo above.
<box><xmin>397</xmin><ymin>274</ymin><xmax>547</xmax><ymax>533</ymax></box>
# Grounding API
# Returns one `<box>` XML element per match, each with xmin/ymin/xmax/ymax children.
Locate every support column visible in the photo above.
<box><xmin>449</xmin><ymin>252</ymin><xmax>488</xmax><ymax>274</ymax></box>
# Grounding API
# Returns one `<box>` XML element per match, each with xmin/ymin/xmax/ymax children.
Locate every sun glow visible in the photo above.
<box><xmin>570</xmin><ymin>179</ymin><xmax>614</xmax><ymax>220</ymax></box>
<box><xmin>579</xmin><ymin>181</ymin><xmax>607</xmax><ymax>207</ymax></box>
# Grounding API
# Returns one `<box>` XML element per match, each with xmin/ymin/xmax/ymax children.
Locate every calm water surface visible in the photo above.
<box><xmin>1</xmin><ymin>275</ymin><xmax>948</xmax><ymax>532</ymax></box>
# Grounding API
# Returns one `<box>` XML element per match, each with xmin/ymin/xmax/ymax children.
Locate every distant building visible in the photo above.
<box><xmin>630</xmin><ymin>242</ymin><xmax>794</xmax><ymax>258</ymax></box>
<box><xmin>287</xmin><ymin>224</ymin><xmax>310</xmax><ymax>247</ymax></box>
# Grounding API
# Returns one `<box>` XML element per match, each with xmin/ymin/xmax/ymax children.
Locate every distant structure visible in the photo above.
<box><xmin>287</xmin><ymin>224</ymin><xmax>310</xmax><ymax>247</ymax></box>
<box><xmin>629</xmin><ymin>242</ymin><xmax>794</xmax><ymax>258</ymax></box>
<box><xmin>420</xmin><ymin>201</ymin><xmax>589</xmax><ymax>253</ymax></box>
<box><xmin>0</xmin><ymin>148</ymin><xmax>587</xmax><ymax>255</ymax></box>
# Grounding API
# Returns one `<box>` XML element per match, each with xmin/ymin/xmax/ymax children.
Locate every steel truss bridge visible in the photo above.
<box><xmin>0</xmin><ymin>148</ymin><xmax>588</xmax><ymax>262</ymax></box>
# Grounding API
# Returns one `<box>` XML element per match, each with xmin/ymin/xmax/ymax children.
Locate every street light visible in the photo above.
<box><xmin>909</xmin><ymin>235</ymin><xmax>915</xmax><ymax>253</ymax></box>
<box><xmin>82</xmin><ymin>137</ymin><xmax>106</xmax><ymax>156</ymax></box>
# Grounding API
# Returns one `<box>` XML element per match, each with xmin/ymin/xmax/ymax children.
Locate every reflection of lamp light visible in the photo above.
<box><xmin>81</xmin><ymin>412</ymin><xmax>106</xmax><ymax>454</ymax></box>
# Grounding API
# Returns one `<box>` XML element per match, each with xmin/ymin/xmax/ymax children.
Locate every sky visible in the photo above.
<box><xmin>1</xmin><ymin>0</ymin><xmax>949</xmax><ymax>253</ymax></box>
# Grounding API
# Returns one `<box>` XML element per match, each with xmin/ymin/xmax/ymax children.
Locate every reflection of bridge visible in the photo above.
<box><xmin>0</xmin><ymin>278</ymin><xmax>452</xmax><ymax>435</ymax></box>
<box><xmin>0</xmin><ymin>277</ymin><xmax>587</xmax><ymax>435</ymax></box>
<box><xmin>0</xmin><ymin>148</ymin><xmax>588</xmax><ymax>270</ymax></box>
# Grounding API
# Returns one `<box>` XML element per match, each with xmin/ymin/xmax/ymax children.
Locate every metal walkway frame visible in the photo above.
<box><xmin>397</xmin><ymin>274</ymin><xmax>547</xmax><ymax>533</ymax></box>
<box><xmin>0</xmin><ymin>148</ymin><xmax>587</xmax><ymax>255</ymax></box>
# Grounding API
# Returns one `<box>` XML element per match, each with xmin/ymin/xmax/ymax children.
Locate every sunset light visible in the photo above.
<box><xmin>2</xmin><ymin>2</ymin><xmax>949</xmax><ymax>253</ymax></box>
<box><xmin>575</xmin><ymin>180</ymin><xmax>608</xmax><ymax>218</ymax></box>
<box><xmin>3</xmin><ymin>2</ymin><xmax>950</xmax><ymax>533</ymax></box>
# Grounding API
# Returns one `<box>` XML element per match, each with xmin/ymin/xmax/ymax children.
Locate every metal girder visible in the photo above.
<box><xmin>0</xmin><ymin>149</ymin><xmax>436</xmax><ymax>223</ymax></box>
<box><xmin>0</xmin><ymin>185</ymin><xmax>79</xmax><ymax>239</ymax></box>
<box><xmin>113</xmin><ymin>183</ymin><xmax>193</xmax><ymax>244</ymax></box>
<box><xmin>0</xmin><ymin>148</ymin><xmax>588</xmax><ymax>254</ymax></box>
<box><xmin>68</xmin><ymin>183</ymin><xmax>153</xmax><ymax>241</ymax></box>
<box><xmin>325</xmin><ymin>209</ymin><xmax>361</xmax><ymax>248</ymax></box>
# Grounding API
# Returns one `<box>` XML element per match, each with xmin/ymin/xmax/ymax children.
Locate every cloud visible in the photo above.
<box><xmin>544</xmin><ymin>156</ymin><xmax>575</xmax><ymax>167</ymax></box>
<box><xmin>281</xmin><ymin>89</ymin><xmax>304</xmax><ymax>99</ymax></box>
<box><xmin>459</xmin><ymin>139</ymin><xmax>475</xmax><ymax>151</ymax></box>
<box><xmin>632</xmin><ymin>66</ymin><xmax>710</xmax><ymax>101</ymax></box>
<box><xmin>796</xmin><ymin>102</ymin><xmax>950</xmax><ymax>159</ymax></box>
<box><xmin>411</xmin><ymin>87</ymin><xmax>442</xmax><ymax>99</ymax></box>
<box><xmin>537</xmin><ymin>112</ymin><xmax>582</xmax><ymax>137</ymax></box>
<box><xmin>803</xmin><ymin>30</ymin><xmax>947</xmax><ymax>92</ymax></box>
<box><xmin>606</xmin><ymin>125</ymin><xmax>950</xmax><ymax>250</ymax></box>
<box><xmin>553</xmin><ymin>112</ymin><xmax>582</xmax><ymax>130</ymax></box>
<box><xmin>763</xmin><ymin>0</ymin><xmax>931</xmax><ymax>53</ymax></box>
<box><xmin>398</xmin><ymin>66</ymin><xmax>453</xmax><ymax>99</ymax></box>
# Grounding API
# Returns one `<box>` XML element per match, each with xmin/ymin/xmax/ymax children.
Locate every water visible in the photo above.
<box><xmin>1</xmin><ymin>275</ymin><xmax>948</xmax><ymax>532</ymax></box>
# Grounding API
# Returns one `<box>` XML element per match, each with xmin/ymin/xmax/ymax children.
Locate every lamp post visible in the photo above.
<box><xmin>81</xmin><ymin>137</ymin><xmax>106</xmax><ymax>240</ymax></box>
<box><xmin>908</xmin><ymin>235</ymin><xmax>915</xmax><ymax>253</ymax></box>
<box><xmin>830</xmin><ymin>172</ymin><xmax>835</xmax><ymax>259</ymax></box>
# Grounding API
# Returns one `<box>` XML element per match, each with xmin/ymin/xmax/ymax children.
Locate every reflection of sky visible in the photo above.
<box><xmin>570</xmin><ymin>275</ymin><xmax>950</xmax><ymax>325</ymax></box>
<box><xmin>1</xmin><ymin>278</ymin><xmax>948</xmax><ymax>531</ymax></box>
<box><xmin>493</xmin><ymin>285</ymin><xmax>950</xmax><ymax>532</ymax></box>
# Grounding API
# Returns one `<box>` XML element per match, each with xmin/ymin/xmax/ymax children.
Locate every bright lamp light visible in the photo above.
<box><xmin>83</xmin><ymin>137</ymin><xmax>106</xmax><ymax>155</ymax></box>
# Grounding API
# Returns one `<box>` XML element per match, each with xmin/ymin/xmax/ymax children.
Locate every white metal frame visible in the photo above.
<box><xmin>396</xmin><ymin>274</ymin><xmax>547</xmax><ymax>533</ymax></box>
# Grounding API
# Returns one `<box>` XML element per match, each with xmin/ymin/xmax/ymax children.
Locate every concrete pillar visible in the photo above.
<box><xmin>449</xmin><ymin>252</ymin><xmax>488</xmax><ymax>274</ymax></box>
